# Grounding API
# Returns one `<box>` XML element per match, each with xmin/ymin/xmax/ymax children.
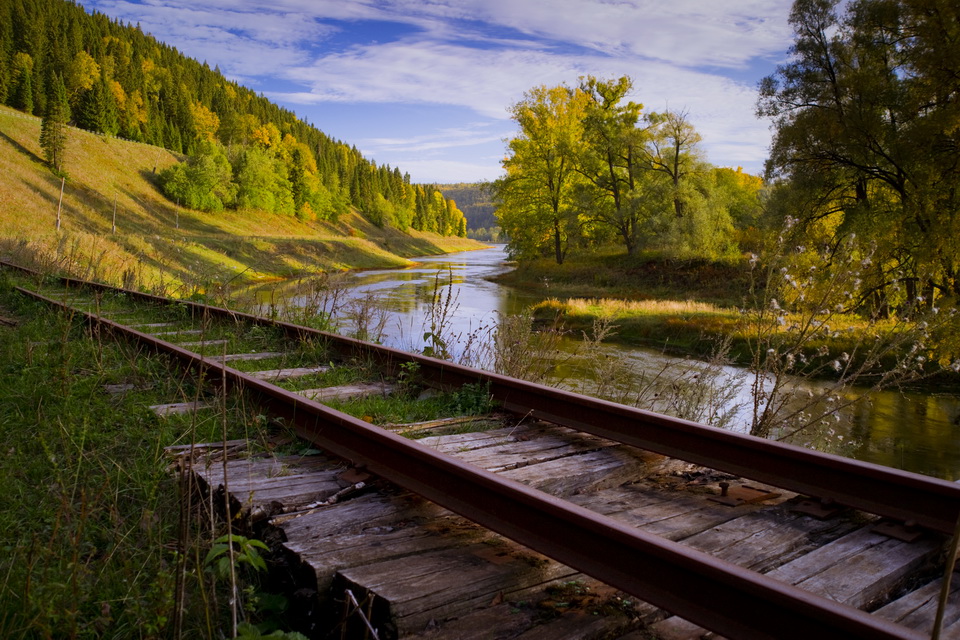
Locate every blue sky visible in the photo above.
<box><xmin>79</xmin><ymin>0</ymin><xmax>796</xmax><ymax>184</ymax></box>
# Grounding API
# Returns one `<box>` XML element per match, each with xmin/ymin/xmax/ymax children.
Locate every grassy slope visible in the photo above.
<box><xmin>0</xmin><ymin>106</ymin><xmax>484</xmax><ymax>291</ymax></box>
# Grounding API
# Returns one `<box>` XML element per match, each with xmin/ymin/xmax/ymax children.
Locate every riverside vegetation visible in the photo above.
<box><xmin>490</xmin><ymin>0</ymin><xmax>960</xmax><ymax>439</ymax></box>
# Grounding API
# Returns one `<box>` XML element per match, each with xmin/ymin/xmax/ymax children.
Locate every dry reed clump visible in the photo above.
<box><xmin>561</xmin><ymin>297</ymin><xmax>724</xmax><ymax>317</ymax></box>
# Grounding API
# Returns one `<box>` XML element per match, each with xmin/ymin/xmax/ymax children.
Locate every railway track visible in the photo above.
<box><xmin>4</xmin><ymin>259</ymin><xmax>960</xmax><ymax>640</ymax></box>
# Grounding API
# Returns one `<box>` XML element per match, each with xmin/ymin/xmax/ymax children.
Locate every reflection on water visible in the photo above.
<box><xmin>251</xmin><ymin>245</ymin><xmax>960</xmax><ymax>480</ymax></box>
<box><xmin>845</xmin><ymin>392</ymin><xmax>960</xmax><ymax>478</ymax></box>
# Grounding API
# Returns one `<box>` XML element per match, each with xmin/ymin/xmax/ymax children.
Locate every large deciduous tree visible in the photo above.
<box><xmin>646</xmin><ymin>110</ymin><xmax>702</xmax><ymax>220</ymax></box>
<box><xmin>495</xmin><ymin>84</ymin><xmax>589</xmax><ymax>264</ymax></box>
<box><xmin>576</xmin><ymin>75</ymin><xmax>651</xmax><ymax>255</ymax></box>
<box><xmin>760</xmin><ymin>0</ymin><xmax>960</xmax><ymax>302</ymax></box>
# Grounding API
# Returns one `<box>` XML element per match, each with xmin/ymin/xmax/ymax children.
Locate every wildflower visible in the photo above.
<box><xmin>831</xmin><ymin>360</ymin><xmax>842</xmax><ymax>372</ymax></box>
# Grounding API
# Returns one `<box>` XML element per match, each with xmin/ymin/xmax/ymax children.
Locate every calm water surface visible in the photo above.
<box><xmin>259</xmin><ymin>246</ymin><xmax>960</xmax><ymax>480</ymax></box>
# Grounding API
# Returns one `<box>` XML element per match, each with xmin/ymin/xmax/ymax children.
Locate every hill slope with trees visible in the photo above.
<box><xmin>0</xmin><ymin>105</ymin><xmax>479</xmax><ymax>292</ymax></box>
<box><xmin>1</xmin><ymin>0</ymin><xmax>467</xmax><ymax>240</ymax></box>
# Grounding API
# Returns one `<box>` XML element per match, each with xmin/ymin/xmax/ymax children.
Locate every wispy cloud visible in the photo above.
<box><xmin>361</xmin><ymin>124</ymin><xmax>507</xmax><ymax>154</ymax></box>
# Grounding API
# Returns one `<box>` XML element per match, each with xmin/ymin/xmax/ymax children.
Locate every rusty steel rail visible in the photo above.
<box><xmin>19</xmin><ymin>266</ymin><xmax>960</xmax><ymax>537</ymax></box>
<box><xmin>12</xmin><ymin>283</ymin><xmax>930</xmax><ymax>640</ymax></box>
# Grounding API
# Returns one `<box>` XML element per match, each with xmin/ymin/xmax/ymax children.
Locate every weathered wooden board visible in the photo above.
<box><xmin>211</xmin><ymin>351</ymin><xmax>286</xmax><ymax>362</ymax></box>
<box><xmin>248</xmin><ymin>365</ymin><xmax>330</xmax><ymax>381</ymax></box>
<box><xmin>443</xmin><ymin>435</ymin><xmax>617</xmax><ymax>473</ymax></box>
<box><xmin>680</xmin><ymin>504</ymin><xmax>863</xmax><ymax>572</ymax></box>
<box><xmin>276</xmin><ymin>492</ymin><xmax>447</xmax><ymax>543</ymax></box>
<box><xmin>299</xmin><ymin>382</ymin><xmax>397</xmax><ymax>401</ymax></box>
<box><xmin>127</xmin><ymin>321</ymin><xmax>179</xmax><ymax>329</ymax></box>
<box><xmin>187</xmin><ymin>453</ymin><xmax>346</xmax><ymax>518</ymax></box>
<box><xmin>874</xmin><ymin>576</ymin><xmax>960</xmax><ymax>634</ymax></box>
<box><xmin>287</xmin><ymin>515</ymin><xmax>486</xmax><ymax>594</ymax></box>
<box><xmin>176</xmin><ymin>338</ymin><xmax>229</xmax><ymax>348</ymax></box>
<box><xmin>334</xmin><ymin>541</ymin><xmax>579</xmax><ymax>637</ymax></box>
<box><xmin>765</xmin><ymin>525</ymin><xmax>941</xmax><ymax>609</ymax></box>
<box><xmin>150</xmin><ymin>400</ymin><xmax>213</xmax><ymax>416</ymax></box>
<box><xmin>192</xmin><ymin>454</ymin><xmax>337</xmax><ymax>481</ymax></box>
<box><xmin>568</xmin><ymin>483</ymin><xmax>757</xmax><ymax>542</ymax></box>
<box><xmin>152</xmin><ymin>329</ymin><xmax>203</xmax><ymax>337</ymax></box>
<box><xmin>648</xmin><ymin>507</ymin><xmax>866</xmax><ymax>639</ymax></box>
<box><xmin>415</xmin><ymin>423</ymin><xmax>604</xmax><ymax>455</ymax></box>
<box><xmin>406</xmin><ymin>579</ymin><xmax>637</xmax><ymax>639</ymax></box>
<box><xmin>412</xmin><ymin>424</ymin><xmax>533</xmax><ymax>451</ymax></box>
<box><xmin>499</xmin><ymin>448</ymin><xmax>659</xmax><ymax>497</ymax></box>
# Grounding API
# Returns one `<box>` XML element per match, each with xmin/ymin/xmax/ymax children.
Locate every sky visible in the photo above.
<box><xmin>79</xmin><ymin>0</ymin><xmax>797</xmax><ymax>184</ymax></box>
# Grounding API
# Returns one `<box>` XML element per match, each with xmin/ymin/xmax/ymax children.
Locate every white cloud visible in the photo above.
<box><xmin>281</xmin><ymin>38</ymin><xmax>771</xmax><ymax>169</ymax></box>
<box><xmin>361</xmin><ymin>125</ymin><xmax>508</xmax><ymax>154</ymax></box>
<box><xmin>85</xmin><ymin>0</ymin><xmax>331</xmax><ymax>78</ymax></box>
<box><xmin>415</xmin><ymin>0</ymin><xmax>795</xmax><ymax>67</ymax></box>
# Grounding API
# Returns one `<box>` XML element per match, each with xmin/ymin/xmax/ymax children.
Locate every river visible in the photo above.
<box><xmin>253</xmin><ymin>245</ymin><xmax>960</xmax><ymax>481</ymax></box>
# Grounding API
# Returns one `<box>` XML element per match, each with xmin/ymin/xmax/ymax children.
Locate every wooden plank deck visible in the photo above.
<box><xmin>174</xmin><ymin>420</ymin><xmax>952</xmax><ymax>639</ymax></box>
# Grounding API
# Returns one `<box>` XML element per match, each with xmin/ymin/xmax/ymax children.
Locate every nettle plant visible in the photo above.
<box><xmin>741</xmin><ymin>217</ymin><xmax>956</xmax><ymax>441</ymax></box>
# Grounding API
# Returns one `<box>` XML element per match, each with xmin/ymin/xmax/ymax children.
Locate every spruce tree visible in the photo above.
<box><xmin>40</xmin><ymin>73</ymin><xmax>69</xmax><ymax>172</ymax></box>
<box><xmin>75</xmin><ymin>79</ymin><xmax>108</xmax><ymax>133</ymax></box>
<box><xmin>11</xmin><ymin>63</ymin><xmax>33</xmax><ymax>114</ymax></box>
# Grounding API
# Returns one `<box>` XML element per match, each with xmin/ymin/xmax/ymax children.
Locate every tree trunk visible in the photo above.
<box><xmin>553</xmin><ymin>219</ymin><xmax>564</xmax><ymax>265</ymax></box>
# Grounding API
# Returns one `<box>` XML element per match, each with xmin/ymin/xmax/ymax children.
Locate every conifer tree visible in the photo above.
<box><xmin>10</xmin><ymin>52</ymin><xmax>34</xmax><ymax>114</ymax></box>
<box><xmin>40</xmin><ymin>72</ymin><xmax>69</xmax><ymax>172</ymax></box>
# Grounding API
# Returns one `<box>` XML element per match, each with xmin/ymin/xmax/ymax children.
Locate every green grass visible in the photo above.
<box><xmin>0</xmin><ymin>276</ymin><xmax>286</xmax><ymax>639</ymax></box>
<box><xmin>328</xmin><ymin>381</ymin><xmax>497</xmax><ymax>426</ymax></box>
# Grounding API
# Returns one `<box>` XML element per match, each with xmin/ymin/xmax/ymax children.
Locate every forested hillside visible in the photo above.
<box><xmin>438</xmin><ymin>182</ymin><xmax>502</xmax><ymax>242</ymax></box>
<box><xmin>438</xmin><ymin>183</ymin><xmax>496</xmax><ymax>229</ymax></box>
<box><xmin>0</xmin><ymin>0</ymin><xmax>466</xmax><ymax>236</ymax></box>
